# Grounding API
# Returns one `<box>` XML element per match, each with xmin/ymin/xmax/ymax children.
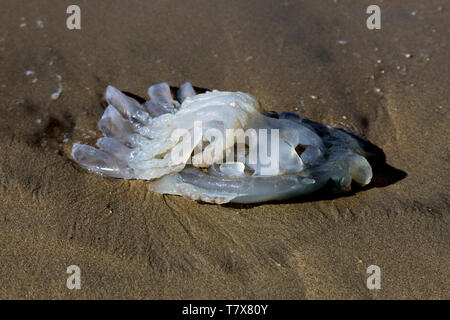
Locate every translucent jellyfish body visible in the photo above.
<box><xmin>72</xmin><ymin>82</ymin><xmax>373</xmax><ymax>203</ymax></box>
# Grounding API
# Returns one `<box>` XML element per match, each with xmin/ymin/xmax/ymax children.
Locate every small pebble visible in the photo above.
<box><xmin>310</xmin><ymin>95</ymin><xmax>319</xmax><ymax>100</ymax></box>
<box><xmin>404</xmin><ymin>53</ymin><xmax>413</xmax><ymax>59</ymax></box>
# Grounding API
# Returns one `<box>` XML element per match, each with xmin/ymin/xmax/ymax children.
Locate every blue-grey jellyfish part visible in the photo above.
<box><xmin>72</xmin><ymin>82</ymin><xmax>374</xmax><ymax>204</ymax></box>
<box><xmin>72</xmin><ymin>143</ymin><xmax>134</xmax><ymax>179</ymax></box>
<box><xmin>219</xmin><ymin>162</ymin><xmax>246</xmax><ymax>177</ymax></box>
<box><xmin>98</xmin><ymin>103</ymin><xmax>152</xmax><ymax>149</ymax></box>
<box><xmin>246</xmin><ymin>115</ymin><xmax>326</xmax><ymax>152</ymax></box>
<box><xmin>99</xmin><ymin>105</ymin><xmax>138</xmax><ymax>147</ymax></box>
<box><xmin>147</xmin><ymin>117</ymin><xmax>372</xmax><ymax>203</ymax></box>
<box><xmin>148</xmin><ymin>82</ymin><xmax>172</xmax><ymax>104</ymax></box>
<box><xmin>105</xmin><ymin>86</ymin><xmax>150</xmax><ymax>125</ymax></box>
<box><xmin>299</xmin><ymin>146</ymin><xmax>323</xmax><ymax>165</ymax></box>
<box><xmin>143</xmin><ymin>100</ymin><xmax>171</xmax><ymax>117</ymax></box>
<box><xmin>147</xmin><ymin>82</ymin><xmax>180</xmax><ymax>112</ymax></box>
<box><xmin>177</xmin><ymin>82</ymin><xmax>196</xmax><ymax>103</ymax></box>
<box><xmin>96</xmin><ymin>137</ymin><xmax>134</xmax><ymax>163</ymax></box>
<box><xmin>148</xmin><ymin>166</ymin><xmax>328</xmax><ymax>204</ymax></box>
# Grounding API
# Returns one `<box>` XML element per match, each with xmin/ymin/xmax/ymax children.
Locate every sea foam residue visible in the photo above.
<box><xmin>51</xmin><ymin>74</ymin><xmax>63</xmax><ymax>100</ymax></box>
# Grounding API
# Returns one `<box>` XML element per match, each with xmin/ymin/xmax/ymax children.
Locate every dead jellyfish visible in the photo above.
<box><xmin>72</xmin><ymin>82</ymin><xmax>374</xmax><ymax>204</ymax></box>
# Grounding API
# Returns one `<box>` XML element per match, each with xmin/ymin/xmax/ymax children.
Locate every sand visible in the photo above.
<box><xmin>0</xmin><ymin>0</ymin><xmax>448</xmax><ymax>299</ymax></box>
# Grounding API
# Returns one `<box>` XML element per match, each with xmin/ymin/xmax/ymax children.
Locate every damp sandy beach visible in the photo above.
<box><xmin>0</xmin><ymin>0</ymin><xmax>448</xmax><ymax>299</ymax></box>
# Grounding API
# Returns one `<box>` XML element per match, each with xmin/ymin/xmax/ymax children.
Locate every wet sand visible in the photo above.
<box><xmin>0</xmin><ymin>0</ymin><xmax>448</xmax><ymax>299</ymax></box>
